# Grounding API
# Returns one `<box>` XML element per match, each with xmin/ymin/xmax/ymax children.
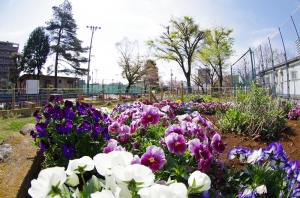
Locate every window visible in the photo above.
<box><xmin>59</xmin><ymin>80</ymin><xmax>61</xmax><ymax>83</ymax></box>
<box><xmin>291</xmin><ymin>71</ymin><xmax>297</xmax><ymax>80</ymax></box>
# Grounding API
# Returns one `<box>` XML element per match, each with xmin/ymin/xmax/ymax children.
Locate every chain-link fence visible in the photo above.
<box><xmin>231</xmin><ymin>6</ymin><xmax>300</xmax><ymax>99</ymax></box>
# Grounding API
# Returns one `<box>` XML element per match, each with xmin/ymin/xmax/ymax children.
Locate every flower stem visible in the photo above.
<box><xmin>81</xmin><ymin>174</ymin><xmax>86</xmax><ymax>186</ymax></box>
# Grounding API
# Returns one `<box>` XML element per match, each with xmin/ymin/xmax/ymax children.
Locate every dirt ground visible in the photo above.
<box><xmin>0</xmin><ymin>116</ymin><xmax>299</xmax><ymax>197</ymax></box>
<box><xmin>204</xmin><ymin>115</ymin><xmax>300</xmax><ymax>169</ymax></box>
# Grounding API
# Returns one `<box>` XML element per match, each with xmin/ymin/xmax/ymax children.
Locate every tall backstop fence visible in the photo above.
<box><xmin>231</xmin><ymin>5</ymin><xmax>300</xmax><ymax>100</ymax></box>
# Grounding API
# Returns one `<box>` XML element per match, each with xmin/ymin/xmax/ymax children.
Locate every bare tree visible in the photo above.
<box><xmin>115</xmin><ymin>37</ymin><xmax>147</xmax><ymax>93</ymax></box>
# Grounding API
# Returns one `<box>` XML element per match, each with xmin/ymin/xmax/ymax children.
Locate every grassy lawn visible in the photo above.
<box><xmin>0</xmin><ymin>115</ymin><xmax>36</xmax><ymax>144</ymax></box>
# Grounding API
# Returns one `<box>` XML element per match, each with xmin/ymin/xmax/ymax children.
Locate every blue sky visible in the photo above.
<box><xmin>1</xmin><ymin>0</ymin><xmax>300</xmax><ymax>84</ymax></box>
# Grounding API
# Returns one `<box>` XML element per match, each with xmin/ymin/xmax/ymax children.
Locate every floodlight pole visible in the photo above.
<box><xmin>86</xmin><ymin>26</ymin><xmax>100</xmax><ymax>94</ymax></box>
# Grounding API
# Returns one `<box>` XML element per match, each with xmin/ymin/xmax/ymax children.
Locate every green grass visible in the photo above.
<box><xmin>0</xmin><ymin>116</ymin><xmax>36</xmax><ymax>144</ymax></box>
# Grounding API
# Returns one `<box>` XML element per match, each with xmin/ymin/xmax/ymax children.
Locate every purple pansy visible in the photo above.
<box><xmin>35</xmin><ymin>123</ymin><xmax>47</xmax><ymax>137</ymax></box>
<box><xmin>56</xmin><ymin>120</ymin><xmax>73</xmax><ymax>135</ymax></box>
<box><xmin>33</xmin><ymin>110</ymin><xmax>42</xmax><ymax>122</ymax></box>
<box><xmin>211</xmin><ymin>134</ymin><xmax>225</xmax><ymax>153</ymax></box>
<box><xmin>270</xmin><ymin>152</ymin><xmax>288</xmax><ymax>169</ymax></box>
<box><xmin>165</xmin><ymin>132</ymin><xmax>187</xmax><ymax>154</ymax></box>
<box><xmin>165</xmin><ymin>124</ymin><xmax>184</xmax><ymax>137</ymax></box>
<box><xmin>76</xmin><ymin>121</ymin><xmax>91</xmax><ymax>133</ymax></box>
<box><xmin>141</xmin><ymin>145</ymin><xmax>166</xmax><ymax>172</ymax></box>
<box><xmin>61</xmin><ymin>144</ymin><xmax>75</xmax><ymax>159</ymax></box>
<box><xmin>108</xmin><ymin>122</ymin><xmax>121</xmax><ymax>134</ymax></box>
<box><xmin>64</xmin><ymin>100</ymin><xmax>73</xmax><ymax>108</ymax></box>
<box><xmin>263</xmin><ymin>142</ymin><xmax>283</xmax><ymax>159</ymax></box>
<box><xmin>91</xmin><ymin>110</ymin><xmax>101</xmax><ymax>122</ymax></box>
<box><xmin>140</xmin><ymin>105</ymin><xmax>162</xmax><ymax>126</ymax></box>
<box><xmin>61</xmin><ymin>107</ymin><xmax>74</xmax><ymax>121</ymax></box>
<box><xmin>50</xmin><ymin>105</ymin><xmax>62</xmax><ymax>120</ymax></box>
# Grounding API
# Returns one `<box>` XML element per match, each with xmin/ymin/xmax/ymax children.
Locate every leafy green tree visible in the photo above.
<box><xmin>198</xmin><ymin>26</ymin><xmax>234</xmax><ymax>88</ymax></box>
<box><xmin>21</xmin><ymin>27</ymin><xmax>50</xmax><ymax>80</ymax></box>
<box><xmin>147</xmin><ymin>16</ymin><xmax>204</xmax><ymax>93</ymax></box>
<box><xmin>116</xmin><ymin>37</ymin><xmax>147</xmax><ymax>94</ymax></box>
<box><xmin>46</xmin><ymin>0</ymin><xmax>88</xmax><ymax>88</ymax></box>
<box><xmin>8</xmin><ymin>53</ymin><xmax>23</xmax><ymax>88</ymax></box>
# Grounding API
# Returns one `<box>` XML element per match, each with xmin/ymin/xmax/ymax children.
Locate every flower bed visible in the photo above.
<box><xmin>27</xmin><ymin>95</ymin><xmax>300</xmax><ymax>197</ymax></box>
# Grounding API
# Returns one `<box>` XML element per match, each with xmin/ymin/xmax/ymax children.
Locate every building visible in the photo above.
<box><xmin>258</xmin><ymin>56</ymin><xmax>300</xmax><ymax>98</ymax></box>
<box><xmin>18</xmin><ymin>74</ymin><xmax>79</xmax><ymax>89</ymax></box>
<box><xmin>0</xmin><ymin>41</ymin><xmax>19</xmax><ymax>80</ymax></box>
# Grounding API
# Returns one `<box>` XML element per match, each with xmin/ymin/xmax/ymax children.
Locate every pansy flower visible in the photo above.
<box><xmin>61</xmin><ymin>144</ymin><xmax>75</xmax><ymax>159</ymax></box>
<box><xmin>141</xmin><ymin>145</ymin><xmax>166</xmax><ymax>172</ymax></box>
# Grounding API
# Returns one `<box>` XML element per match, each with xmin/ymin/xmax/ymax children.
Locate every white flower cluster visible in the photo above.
<box><xmin>28</xmin><ymin>151</ymin><xmax>211</xmax><ymax>198</ymax></box>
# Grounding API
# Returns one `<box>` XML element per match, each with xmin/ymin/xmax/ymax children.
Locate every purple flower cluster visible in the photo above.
<box><xmin>31</xmin><ymin>95</ymin><xmax>110</xmax><ymax>167</ymax></box>
<box><xmin>288</xmin><ymin>105</ymin><xmax>300</xmax><ymax>120</ymax></box>
<box><xmin>105</xmin><ymin>100</ymin><xmax>226</xmax><ymax>175</ymax></box>
<box><xmin>228</xmin><ymin>142</ymin><xmax>300</xmax><ymax>197</ymax></box>
<box><xmin>192</xmin><ymin>101</ymin><xmax>234</xmax><ymax>115</ymax></box>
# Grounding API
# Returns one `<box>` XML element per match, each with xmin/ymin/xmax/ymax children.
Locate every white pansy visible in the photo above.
<box><xmin>112</xmin><ymin>164</ymin><xmax>155</xmax><ymax>188</ymax></box>
<box><xmin>65</xmin><ymin>156</ymin><xmax>94</xmax><ymax>175</ymax></box>
<box><xmin>256</xmin><ymin>184</ymin><xmax>267</xmax><ymax>195</ymax></box>
<box><xmin>138</xmin><ymin>183</ymin><xmax>187</xmax><ymax>198</ymax></box>
<box><xmin>28</xmin><ymin>167</ymin><xmax>66</xmax><ymax>198</ymax></box>
<box><xmin>247</xmin><ymin>148</ymin><xmax>266</xmax><ymax>164</ymax></box>
<box><xmin>105</xmin><ymin>174</ymin><xmax>131</xmax><ymax>198</ymax></box>
<box><xmin>90</xmin><ymin>190</ymin><xmax>116</xmax><ymax>198</ymax></box>
<box><xmin>72</xmin><ymin>188</ymin><xmax>81</xmax><ymax>198</ymax></box>
<box><xmin>188</xmin><ymin>170</ymin><xmax>211</xmax><ymax>192</ymax></box>
<box><xmin>65</xmin><ymin>173</ymin><xmax>79</xmax><ymax>187</ymax></box>
<box><xmin>93</xmin><ymin>151</ymin><xmax>133</xmax><ymax>176</ymax></box>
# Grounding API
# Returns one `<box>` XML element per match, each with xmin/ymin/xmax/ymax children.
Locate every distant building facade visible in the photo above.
<box><xmin>18</xmin><ymin>74</ymin><xmax>79</xmax><ymax>89</ymax></box>
<box><xmin>0</xmin><ymin>41</ymin><xmax>19</xmax><ymax>80</ymax></box>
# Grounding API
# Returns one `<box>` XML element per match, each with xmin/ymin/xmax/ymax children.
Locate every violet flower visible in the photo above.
<box><xmin>76</xmin><ymin>121</ymin><xmax>91</xmax><ymax>133</ymax></box>
<box><xmin>64</xmin><ymin>100</ymin><xmax>73</xmax><ymax>108</ymax></box>
<box><xmin>56</xmin><ymin>120</ymin><xmax>73</xmax><ymax>135</ymax></box>
<box><xmin>165</xmin><ymin>124</ymin><xmax>184</xmax><ymax>137</ymax></box>
<box><xmin>165</xmin><ymin>132</ymin><xmax>187</xmax><ymax>154</ymax></box>
<box><xmin>61</xmin><ymin>145</ymin><xmax>75</xmax><ymax>159</ymax></box>
<box><xmin>140</xmin><ymin>105</ymin><xmax>161</xmax><ymax>126</ymax></box>
<box><xmin>35</xmin><ymin>123</ymin><xmax>47</xmax><ymax>137</ymax></box>
<box><xmin>62</xmin><ymin>107</ymin><xmax>74</xmax><ymax>121</ymax></box>
<box><xmin>211</xmin><ymin>134</ymin><xmax>225</xmax><ymax>154</ymax></box>
<box><xmin>141</xmin><ymin>145</ymin><xmax>166</xmax><ymax>172</ymax></box>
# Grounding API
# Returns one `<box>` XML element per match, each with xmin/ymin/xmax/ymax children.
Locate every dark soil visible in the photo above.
<box><xmin>204</xmin><ymin>115</ymin><xmax>300</xmax><ymax>170</ymax></box>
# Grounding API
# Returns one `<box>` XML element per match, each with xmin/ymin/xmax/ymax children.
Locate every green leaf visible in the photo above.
<box><xmin>83</xmin><ymin>175</ymin><xmax>102</xmax><ymax>197</ymax></box>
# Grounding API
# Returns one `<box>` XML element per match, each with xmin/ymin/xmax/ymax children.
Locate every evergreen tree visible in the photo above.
<box><xmin>46</xmin><ymin>0</ymin><xmax>88</xmax><ymax>88</ymax></box>
<box><xmin>8</xmin><ymin>53</ymin><xmax>23</xmax><ymax>89</ymax></box>
<box><xmin>21</xmin><ymin>26</ymin><xmax>50</xmax><ymax>79</ymax></box>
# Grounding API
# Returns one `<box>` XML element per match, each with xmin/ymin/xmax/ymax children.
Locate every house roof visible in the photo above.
<box><xmin>19</xmin><ymin>74</ymin><xmax>80</xmax><ymax>80</ymax></box>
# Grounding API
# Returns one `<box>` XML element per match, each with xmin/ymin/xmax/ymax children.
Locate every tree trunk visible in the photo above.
<box><xmin>54</xmin><ymin>28</ymin><xmax>62</xmax><ymax>89</ymax></box>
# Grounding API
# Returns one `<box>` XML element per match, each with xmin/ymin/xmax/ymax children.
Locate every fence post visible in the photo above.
<box><xmin>47</xmin><ymin>84</ymin><xmax>50</xmax><ymax>101</ymax></box>
<box><xmin>102</xmin><ymin>84</ymin><xmax>105</xmax><ymax>102</ymax></box>
<box><xmin>12</xmin><ymin>84</ymin><xmax>15</xmax><ymax>110</ymax></box>
<box><xmin>119</xmin><ymin>88</ymin><xmax>121</xmax><ymax>102</ymax></box>
<box><xmin>149</xmin><ymin>86</ymin><xmax>152</xmax><ymax>101</ymax></box>
<box><xmin>78</xmin><ymin>86</ymin><xmax>81</xmax><ymax>104</ymax></box>
<box><xmin>267</xmin><ymin>84</ymin><xmax>271</xmax><ymax>96</ymax></box>
<box><xmin>161</xmin><ymin>91</ymin><xmax>163</xmax><ymax>101</ymax></box>
<box><xmin>210</xmin><ymin>85</ymin><xmax>213</xmax><ymax>96</ymax></box>
<box><xmin>181</xmin><ymin>83</ymin><xmax>184</xmax><ymax>102</ymax></box>
<box><xmin>130</xmin><ymin>88</ymin><xmax>133</xmax><ymax>99</ymax></box>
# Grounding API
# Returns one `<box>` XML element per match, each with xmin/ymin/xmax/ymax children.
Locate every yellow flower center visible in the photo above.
<box><xmin>149</xmin><ymin>157</ymin><xmax>154</xmax><ymax>163</ymax></box>
<box><xmin>148</xmin><ymin>115</ymin><xmax>151</xmax><ymax>119</ymax></box>
<box><xmin>175</xmin><ymin>142</ymin><xmax>179</xmax><ymax>146</ymax></box>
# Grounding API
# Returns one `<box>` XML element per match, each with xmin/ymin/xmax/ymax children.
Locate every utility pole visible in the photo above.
<box><xmin>86</xmin><ymin>26</ymin><xmax>100</xmax><ymax>93</ymax></box>
<box><xmin>170</xmin><ymin>69</ymin><xmax>173</xmax><ymax>93</ymax></box>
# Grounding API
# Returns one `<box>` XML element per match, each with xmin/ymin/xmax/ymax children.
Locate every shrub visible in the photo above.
<box><xmin>218</xmin><ymin>82</ymin><xmax>286</xmax><ymax>139</ymax></box>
